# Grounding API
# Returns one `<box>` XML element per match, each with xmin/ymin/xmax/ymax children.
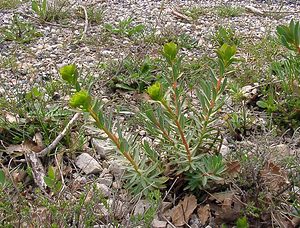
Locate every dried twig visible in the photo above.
<box><xmin>171</xmin><ymin>8</ymin><xmax>192</xmax><ymax>21</ymax></box>
<box><xmin>79</xmin><ymin>5</ymin><xmax>88</xmax><ymax>41</ymax></box>
<box><xmin>37</xmin><ymin>113</ymin><xmax>80</xmax><ymax>157</ymax></box>
<box><xmin>25</xmin><ymin>152</ymin><xmax>46</xmax><ymax>189</ymax></box>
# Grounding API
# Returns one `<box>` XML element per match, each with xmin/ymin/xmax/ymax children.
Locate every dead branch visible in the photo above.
<box><xmin>171</xmin><ymin>9</ymin><xmax>192</xmax><ymax>21</ymax></box>
<box><xmin>37</xmin><ymin>113</ymin><xmax>80</xmax><ymax>157</ymax></box>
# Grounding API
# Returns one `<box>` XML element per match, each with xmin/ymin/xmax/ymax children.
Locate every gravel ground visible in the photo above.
<box><xmin>0</xmin><ymin>0</ymin><xmax>299</xmax><ymax>98</ymax></box>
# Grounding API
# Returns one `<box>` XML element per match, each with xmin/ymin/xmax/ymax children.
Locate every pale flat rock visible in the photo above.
<box><xmin>96</xmin><ymin>183</ymin><xmax>112</xmax><ymax>198</ymax></box>
<box><xmin>108</xmin><ymin>161</ymin><xmax>125</xmax><ymax>179</ymax></box>
<box><xmin>92</xmin><ymin>138</ymin><xmax>115</xmax><ymax>159</ymax></box>
<box><xmin>152</xmin><ymin>219</ymin><xmax>167</xmax><ymax>228</ymax></box>
<box><xmin>75</xmin><ymin>153</ymin><xmax>102</xmax><ymax>174</ymax></box>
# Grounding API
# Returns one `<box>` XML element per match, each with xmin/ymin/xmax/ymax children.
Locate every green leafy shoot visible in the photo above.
<box><xmin>162</xmin><ymin>42</ymin><xmax>178</xmax><ymax>64</ymax></box>
<box><xmin>31</xmin><ymin>0</ymin><xmax>47</xmax><ymax>20</ymax></box>
<box><xmin>0</xmin><ymin>169</ymin><xmax>7</xmax><ymax>187</ymax></box>
<box><xmin>236</xmin><ymin>216</ymin><xmax>249</xmax><ymax>228</ymax></box>
<box><xmin>69</xmin><ymin>90</ymin><xmax>92</xmax><ymax>111</ymax></box>
<box><xmin>59</xmin><ymin>64</ymin><xmax>80</xmax><ymax>91</ymax></box>
<box><xmin>147</xmin><ymin>82</ymin><xmax>164</xmax><ymax>101</ymax></box>
<box><xmin>216</xmin><ymin>43</ymin><xmax>238</xmax><ymax>75</ymax></box>
<box><xmin>44</xmin><ymin>166</ymin><xmax>62</xmax><ymax>193</ymax></box>
<box><xmin>277</xmin><ymin>19</ymin><xmax>300</xmax><ymax>54</ymax></box>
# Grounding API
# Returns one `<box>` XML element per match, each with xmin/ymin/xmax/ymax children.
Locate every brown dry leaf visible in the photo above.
<box><xmin>33</xmin><ymin>132</ymin><xmax>44</xmax><ymax>148</ymax></box>
<box><xmin>260</xmin><ymin>161</ymin><xmax>289</xmax><ymax>193</ymax></box>
<box><xmin>209</xmin><ymin>191</ymin><xmax>242</xmax><ymax>224</ymax></box>
<box><xmin>23</xmin><ymin>140</ymin><xmax>44</xmax><ymax>153</ymax></box>
<box><xmin>197</xmin><ymin>204</ymin><xmax>210</xmax><ymax>225</ymax></box>
<box><xmin>226</xmin><ymin>160</ymin><xmax>241</xmax><ymax>177</ymax></box>
<box><xmin>12</xmin><ymin>170</ymin><xmax>27</xmax><ymax>183</ymax></box>
<box><xmin>5</xmin><ymin>144</ymin><xmax>24</xmax><ymax>155</ymax></box>
<box><xmin>171</xmin><ymin>194</ymin><xmax>197</xmax><ymax>226</ymax></box>
<box><xmin>134</xmin><ymin>92</ymin><xmax>151</xmax><ymax>102</ymax></box>
<box><xmin>209</xmin><ymin>191</ymin><xmax>235</xmax><ymax>203</ymax></box>
<box><xmin>5</xmin><ymin>139</ymin><xmax>44</xmax><ymax>156</ymax></box>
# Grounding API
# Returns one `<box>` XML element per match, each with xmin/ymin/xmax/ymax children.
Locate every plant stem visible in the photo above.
<box><xmin>161</xmin><ymin>101</ymin><xmax>192</xmax><ymax>163</ymax></box>
<box><xmin>88</xmin><ymin>107</ymin><xmax>141</xmax><ymax>174</ymax></box>
<box><xmin>152</xmin><ymin>117</ymin><xmax>174</xmax><ymax>144</ymax></box>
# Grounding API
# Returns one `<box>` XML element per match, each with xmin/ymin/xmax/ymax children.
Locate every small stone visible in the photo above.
<box><xmin>241</xmin><ymin>85</ymin><xmax>258</xmax><ymax>100</ymax></box>
<box><xmin>92</xmin><ymin>138</ymin><xmax>114</xmax><ymax>159</ymax></box>
<box><xmin>101</xmin><ymin>50</ymin><xmax>115</xmax><ymax>56</ymax></box>
<box><xmin>112</xmin><ymin>181</ymin><xmax>122</xmax><ymax>189</ymax></box>
<box><xmin>0</xmin><ymin>87</ymin><xmax>5</xmax><ymax>95</ymax></box>
<box><xmin>220</xmin><ymin>145</ymin><xmax>230</xmax><ymax>157</ymax></box>
<box><xmin>96</xmin><ymin>183</ymin><xmax>111</xmax><ymax>197</ymax></box>
<box><xmin>139</xmin><ymin>130</ymin><xmax>146</xmax><ymax>136</ymax></box>
<box><xmin>98</xmin><ymin>174</ymin><xmax>113</xmax><ymax>187</ymax></box>
<box><xmin>75</xmin><ymin>153</ymin><xmax>102</xmax><ymax>174</ymax></box>
<box><xmin>109</xmin><ymin>161</ymin><xmax>124</xmax><ymax>179</ymax></box>
<box><xmin>152</xmin><ymin>219</ymin><xmax>167</xmax><ymax>228</ymax></box>
<box><xmin>134</xmin><ymin>200</ymin><xmax>150</xmax><ymax>216</ymax></box>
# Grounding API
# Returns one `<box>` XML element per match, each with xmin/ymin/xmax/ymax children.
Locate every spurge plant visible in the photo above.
<box><xmin>60</xmin><ymin>42</ymin><xmax>237</xmax><ymax>195</ymax></box>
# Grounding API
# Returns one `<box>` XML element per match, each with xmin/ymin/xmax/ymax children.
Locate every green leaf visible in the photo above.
<box><xmin>236</xmin><ymin>216</ymin><xmax>249</xmax><ymax>228</ymax></box>
<box><xmin>59</xmin><ymin>64</ymin><xmax>79</xmax><ymax>86</ymax></box>
<box><xmin>147</xmin><ymin>82</ymin><xmax>164</xmax><ymax>101</ymax></box>
<box><xmin>0</xmin><ymin>169</ymin><xmax>6</xmax><ymax>186</ymax></box>
<box><xmin>163</xmin><ymin>42</ymin><xmax>178</xmax><ymax>62</ymax></box>
<box><xmin>48</xmin><ymin>166</ymin><xmax>55</xmax><ymax>180</ymax></box>
<box><xmin>44</xmin><ymin>176</ymin><xmax>55</xmax><ymax>188</ymax></box>
<box><xmin>70</xmin><ymin>90</ymin><xmax>92</xmax><ymax>110</ymax></box>
<box><xmin>256</xmin><ymin>100</ymin><xmax>267</xmax><ymax>109</ymax></box>
<box><xmin>54</xmin><ymin>181</ymin><xmax>62</xmax><ymax>192</ymax></box>
<box><xmin>42</xmin><ymin>0</ymin><xmax>47</xmax><ymax>12</ymax></box>
<box><xmin>31</xmin><ymin>1</ymin><xmax>39</xmax><ymax>13</ymax></box>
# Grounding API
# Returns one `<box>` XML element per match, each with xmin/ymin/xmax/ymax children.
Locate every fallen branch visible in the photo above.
<box><xmin>37</xmin><ymin>113</ymin><xmax>80</xmax><ymax>157</ymax></box>
<box><xmin>245</xmin><ymin>6</ymin><xmax>264</xmax><ymax>16</ymax></box>
<box><xmin>25</xmin><ymin>152</ymin><xmax>46</xmax><ymax>189</ymax></box>
<box><xmin>171</xmin><ymin>8</ymin><xmax>192</xmax><ymax>21</ymax></box>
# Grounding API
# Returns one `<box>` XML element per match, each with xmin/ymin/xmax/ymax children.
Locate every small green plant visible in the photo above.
<box><xmin>109</xmin><ymin>56</ymin><xmax>160</xmax><ymax>92</ymax></box>
<box><xmin>0</xmin><ymin>14</ymin><xmax>42</xmax><ymax>43</ymax></box>
<box><xmin>277</xmin><ymin>19</ymin><xmax>300</xmax><ymax>54</ymax></box>
<box><xmin>86</xmin><ymin>7</ymin><xmax>104</xmax><ymax>24</ymax></box>
<box><xmin>236</xmin><ymin>216</ymin><xmax>249</xmax><ymax>228</ymax></box>
<box><xmin>0</xmin><ymin>169</ymin><xmax>7</xmax><ymax>188</ymax></box>
<box><xmin>105</xmin><ymin>17</ymin><xmax>145</xmax><ymax>38</ymax></box>
<box><xmin>186</xmin><ymin>155</ymin><xmax>226</xmax><ymax>189</ymax></box>
<box><xmin>257</xmin><ymin>19</ymin><xmax>300</xmax><ymax>129</ymax></box>
<box><xmin>44</xmin><ymin>166</ymin><xmax>62</xmax><ymax>193</ymax></box>
<box><xmin>257</xmin><ymin>87</ymin><xmax>278</xmax><ymax>114</ymax></box>
<box><xmin>0</xmin><ymin>55</ymin><xmax>18</xmax><ymax>72</ymax></box>
<box><xmin>0</xmin><ymin>0</ymin><xmax>23</xmax><ymax>9</ymax></box>
<box><xmin>61</xmin><ymin>42</ymin><xmax>237</xmax><ymax>195</ymax></box>
<box><xmin>0</xmin><ymin>84</ymin><xmax>72</xmax><ymax>145</ymax></box>
<box><xmin>225</xmin><ymin>104</ymin><xmax>254</xmax><ymax>140</ymax></box>
<box><xmin>228</xmin><ymin>82</ymin><xmax>244</xmax><ymax>102</ymax></box>
<box><xmin>182</xmin><ymin>6</ymin><xmax>207</xmax><ymax>21</ymax></box>
<box><xmin>213</xmin><ymin>26</ymin><xmax>240</xmax><ymax>46</ymax></box>
<box><xmin>131</xmin><ymin>190</ymin><xmax>161</xmax><ymax>227</ymax></box>
<box><xmin>177</xmin><ymin>33</ymin><xmax>198</xmax><ymax>50</ymax></box>
<box><xmin>216</xmin><ymin>6</ymin><xmax>244</xmax><ymax>17</ymax></box>
<box><xmin>31</xmin><ymin>0</ymin><xmax>69</xmax><ymax>22</ymax></box>
<box><xmin>31</xmin><ymin>0</ymin><xmax>47</xmax><ymax>20</ymax></box>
